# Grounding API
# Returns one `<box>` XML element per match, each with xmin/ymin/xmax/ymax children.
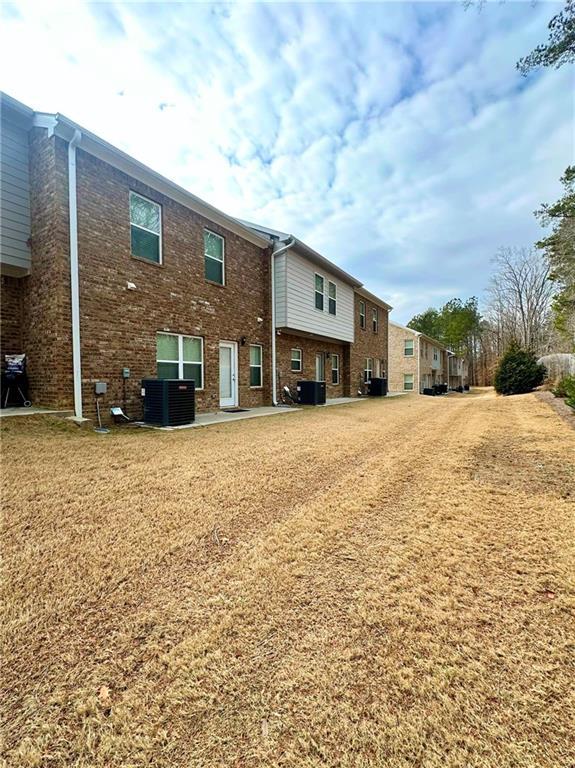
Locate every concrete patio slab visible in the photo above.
<box><xmin>137</xmin><ymin>405</ymin><xmax>300</xmax><ymax>431</ymax></box>
<box><xmin>0</xmin><ymin>407</ymin><xmax>74</xmax><ymax>419</ymax></box>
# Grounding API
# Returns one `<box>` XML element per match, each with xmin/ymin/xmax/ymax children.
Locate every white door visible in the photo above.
<box><xmin>315</xmin><ymin>353</ymin><xmax>325</xmax><ymax>381</ymax></box>
<box><xmin>219</xmin><ymin>341</ymin><xmax>238</xmax><ymax>408</ymax></box>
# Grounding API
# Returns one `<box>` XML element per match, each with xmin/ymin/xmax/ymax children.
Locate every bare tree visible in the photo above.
<box><xmin>486</xmin><ymin>247</ymin><xmax>555</xmax><ymax>356</ymax></box>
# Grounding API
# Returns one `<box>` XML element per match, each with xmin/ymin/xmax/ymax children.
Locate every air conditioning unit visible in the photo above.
<box><xmin>368</xmin><ymin>377</ymin><xmax>388</xmax><ymax>397</ymax></box>
<box><xmin>422</xmin><ymin>387</ymin><xmax>435</xmax><ymax>396</ymax></box>
<box><xmin>296</xmin><ymin>380</ymin><xmax>326</xmax><ymax>405</ymax></box>
<box><xmin>142</xmin><ymin>379</ymin><xmax>195</xmax><ymax>426</ymax></box>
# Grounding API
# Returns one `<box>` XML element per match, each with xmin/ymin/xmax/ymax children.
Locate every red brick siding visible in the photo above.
<box><xmin>351</xmin><ymin>293</ymin><xmax>389</xmax><ymax>394</ymax></box>
<box><xmin>73</xmin><ymin>149</ymin><xmax>272</xmax><ymax>420</ymax></box>
<box><xmin>0</xmin><ymin>276</ymin><xmax>24</xmax><ymax>358</ymax></box>
<box><xmin>275</xmin><ymin>333</ymin><xmax>348</xmax><ymax>400</ymax></box>
<box><xmin>20</xmin><ymin>131</ymin><xmax>73</xmax><ymax>409</ymax></box>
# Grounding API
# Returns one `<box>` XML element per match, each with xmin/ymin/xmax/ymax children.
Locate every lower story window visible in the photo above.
<box><xmin>404</xmin><ymin>374</ymin><xmax>414</xmax><ymax>391</ymax></box>
<box><xmin>291</xmin><ymin>348</ymin><xmax>302</xmax><ymax>372</ymax></box>
<box><xmin>156</xmin><ymin>332</ymin><xmax>203</xmax><ymax>388</ymax></box>
<box><xmin>331</xmin><ymin>353</ymin><xmax>340</xmax><ymax>385</ymax></box>
<box><xmin>250</xmin><ymin>344</ymin><xmax>263</xmax><ymax>387</ymax></box>
<box><xmin>364</xmin><ymin>357</ymin><xmax>373</xmax><ymax>383</ymax></box>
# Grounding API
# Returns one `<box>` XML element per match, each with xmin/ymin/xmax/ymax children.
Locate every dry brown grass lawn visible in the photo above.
<box><xmin>1</xmin><ymin>391</ymin><xmax>574</xmax><ymax>767</ymax></box>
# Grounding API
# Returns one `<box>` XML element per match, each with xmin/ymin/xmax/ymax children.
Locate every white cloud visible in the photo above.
<box><xmin>0</xmin><ymin>0</ymin><xmax>571</xmax><ymax>323</ymax></box>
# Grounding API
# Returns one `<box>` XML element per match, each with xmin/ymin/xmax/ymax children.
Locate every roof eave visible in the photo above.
<box><xmin>36</xmin><ymin>112</ymin><xmax>270</xmax><ymax>249</ymax></box>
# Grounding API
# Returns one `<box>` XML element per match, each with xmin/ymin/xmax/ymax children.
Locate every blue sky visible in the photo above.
<box><xmin>0</xmin><ymin>1</ymin><xmax>572</xmax><ymax>322</ymax></box>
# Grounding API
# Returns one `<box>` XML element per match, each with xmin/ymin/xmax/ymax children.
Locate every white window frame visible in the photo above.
<box><xmin>314</xmin><ymin>273</ymin><xmax>325</xmax><ymax>312</ymax></box>
<box><xmin>404</xmin><ymin>339</ymin><xmax>414</xmax><ymax>357</ymax></box>
<box><xmin>290</xmin><ymin>348</ymin><xmax>302</xmax><ymax>372</ymax></box>
<box><xmin>130</xmin><ymin>191</ymin><xmax>162</xmax><ymax>264</ymax></box>
<box><xmin>249</xmin><ymin>344</ymin><xmax>263</xmax><ymax>389</ymax></box>
<box><xmin>404</xmin><ymin>374</ymin><xmax>414</xmax><ymax>391</ymax></box>
<box><xmin>331</xmin><ymin>353</ymin><xmax>340</xmax><ymax>385</ymax></box>
<box><xmin>156</xmin><ymin>331</ymin><xmax>204</xmax><ymax>389</ymax></box>
<box><xmin>328</xmin><ymin>281</ymin><xmax>337</xmax><ymax>316</ymax></box>
<box><xmin>364</xmin><ymin>357</ymin><xmax>373</xmax><ymax>383</ymax></box>
<box><xmin>359</xmin><ymin>301</ymin><xmax>366</xmax><ymax>329</ymax></box>
<box><xmin>372</xmin><ymin>307</ymin><xmax>379</xmax><ymax>333</ymax></box>
<box><xmin>204</xmin><ymin>229</ymin><xmax>225</xmax><ymax>285</ymax></box>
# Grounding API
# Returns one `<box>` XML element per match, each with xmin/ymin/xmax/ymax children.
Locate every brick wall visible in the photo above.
<box><xmin>275</xmin><ymin>333</ymin><xmax>347</xmax><ymax>401</ymax></box>
<box><xmin>73</xmin><ymin>149</ymin><xmax>272</xmax><ymax>420</ymax></box>
<box><xmin>20</xmin><ymin>131</ymin><xmax>73</xmax><ymax>409</ymax></box>
<box><xmin>350</xmin><ymin>293</ymin><xmax>389</xmax><ymax>395</ymax></box>
<box><xmin>0</xmin><ymin>276</ymin><xmax>23</xmax><ymax>357</ymax></box>
<box><xmin>388</xmin><ymin>324</ymin><xmax>419</xmax><ymax>392</ymax></box>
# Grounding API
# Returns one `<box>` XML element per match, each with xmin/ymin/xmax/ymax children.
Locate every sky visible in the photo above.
<box><xmin>0</xmin><ymin>1</ymin><xmax>573</xmax><ymax>323</ymax></box>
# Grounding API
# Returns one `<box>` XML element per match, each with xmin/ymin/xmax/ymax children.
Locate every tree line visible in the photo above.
<box><xmin>408</xmin><ymin>1</ymin><xmax>574</xmax><ymax>385</ymax></box>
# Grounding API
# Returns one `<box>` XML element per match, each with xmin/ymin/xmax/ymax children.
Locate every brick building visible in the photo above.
<box><xmin>1</xmin><ymin>93</ymin><xmax>391</xmax><ymax>420</ymax></box>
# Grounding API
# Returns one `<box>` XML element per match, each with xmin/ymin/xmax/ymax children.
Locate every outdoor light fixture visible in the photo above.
<box><xmin>240</xmin><ymin>336</ymin><xmax>247</xmax><ymax>346</ymax></box>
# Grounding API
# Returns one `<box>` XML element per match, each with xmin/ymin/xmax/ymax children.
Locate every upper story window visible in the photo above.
<box><xmin>404</xmin><ymin>339</ymin><xmax>414</xmax><ymax>356</ymax></box>
<box><xmin>433</xmin><ymin>348</ymin><xmax>439</xmax><ymax>362</ymax></box>
<box><xmin>291</xmin><ymin>348</ymin><xmax>302</xmax><ymax>372</ymax></box>
<box><xmin>372</xmin><ymin>308</ymin><xmax>378</xmax><ymax>333</ymax></box>
<box><xmin>130</xmin><ymin>192</ymin><xmax>162</xmax><ymax>264</ymax></box>
<box><xmin>359</xmin><ymin>301</ymin><xmax>366</xmax><ymax>329</ymax></box>
<box><xmin>328</xmin><ymin>282</ymin><xmax>337</xmax><ymax>315</ymax></box>
<box><xmin>204</xmin><ymin>230</ymin><xmax>225</xmax><ymax>285</ymax></box>
<box><xmin>315</xmin><ymin>274</ymin><xmax>324</xmax><ymax>311</ymax></box>
<box><xmin>156</xmin><ymin>332</ymin><xmax>203</xmax><ymax>389</ymax></box>
<box><xmin>249</xmin><ymin>344</ymin><xmax>263</xmax><ymax>388</ymax></box>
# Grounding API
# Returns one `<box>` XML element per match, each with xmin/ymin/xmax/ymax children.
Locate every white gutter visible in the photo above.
<box><xmin>270</xmin><ymin>237</ymin><xmax>295</xmax><ymax>405</ymax></box>
<box><xmin>68</xmin><ymin>129</ymin><xmax>83</xmax><ymax>418</ymax></box>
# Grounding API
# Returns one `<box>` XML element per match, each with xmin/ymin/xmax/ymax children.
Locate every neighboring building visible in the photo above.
<box><xmin>448</xmin><ymin>354</ymin><xmax>469</xmax><ymax>390</ymax></box>
<box><xmin>388</xmin><ymin>321</ymin><xmax>451</xmax><ymax>393</ymax></box>
<box><xmin>1</xmin><ymin>93</ymin><xmax>392</xmax><ymax>420</ymax></box>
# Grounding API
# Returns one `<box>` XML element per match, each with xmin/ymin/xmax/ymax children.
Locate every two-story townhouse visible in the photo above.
<box><xmin>1</xmin><ymin>93</ymin><xmax>393</xmax><ymax>420</ymax></box>
<box><xmin>388</xmin><ymin>321</ymin><xmax>449</xmax><ymax>393</ymax></box>
<box><xmin>242</xmin><ymin>225</ymin><xmax>390</xmax><ymax>402</ymax></box>
<box><xmin>0</xmin><ymin>93</ymin><xmax>273</xmax><ymax>420</ymax></box>
<box><xmin>448</xmin><ymin>354</ymin><xmax>469</xmax><ymax>390</ymax></box>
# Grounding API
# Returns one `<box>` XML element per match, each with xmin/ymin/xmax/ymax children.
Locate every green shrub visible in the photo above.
<box><xmin>553</xmin><ymin>375</ymin><xmax>575</xmax><ymax>409</ymax></box>
<box><xmin>494</xmin><ymin>341</ymin><xmax>547</xmax><ymax>395</ymax></box>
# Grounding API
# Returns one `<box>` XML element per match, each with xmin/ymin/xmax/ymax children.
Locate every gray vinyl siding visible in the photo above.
<box><xmin>0</xmin><ymin>115</ymin><xmax>31</xmax><ymax>272</ymax></box>
<box><xmin>274</xmin><ymin>252</ymin><xmax>287</xmax><ymax>327</ymax></box>
<box><xmin>283</xmin><ymin>250</ymin><xmax>354</xmax><ymax>342</ymax></box>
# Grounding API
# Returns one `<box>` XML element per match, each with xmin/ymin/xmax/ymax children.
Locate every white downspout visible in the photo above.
<box><xmin>270</xmin><ymin>237</ymin><xmax>295</xmax><ymax>405</ymax></box>
<box><xmin>416</xmin><ymin>334</ymin><xmax>421</xmax><ymax>394</ymax></box>
<box><xmin>68</xmin><ymin>129</ymin><xmax>83</xmax><ymax>418</ymax></box>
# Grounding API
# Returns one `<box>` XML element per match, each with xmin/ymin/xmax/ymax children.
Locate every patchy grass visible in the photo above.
<box><xmin>1</xmin><ymin>392</ymin><xmax>574</xmax><ymax>767</ymax></box>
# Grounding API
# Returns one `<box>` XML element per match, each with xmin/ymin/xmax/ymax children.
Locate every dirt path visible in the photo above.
<box><xmin>1</xmin><ymin>391</ymin><xmax>574</xmax><ymax>767</ymax></box>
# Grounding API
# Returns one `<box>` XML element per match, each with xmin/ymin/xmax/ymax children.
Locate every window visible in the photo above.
<box><xmin>433</xmin><ymin>348</ymin><xmax>439</xmax><ymax>362</ymax></box>
<box><xmin>359</xmin><ymin>301</ymin><xmax>366</xmax><ymax>329</ymax></box>
<box><xmin>249</xmin><ymin>344</ymin><xmax>262</xmax><ymax>388</ymax></box>
<box><xmin>404</xmin><ymin>374</ymin><xmax>414</xmax><ymax>391</ymax></box>
<box><xmin>130</xmin><ymin>192</ymin><xmax>161</xmax><ymax>263</ymax></box>
<box><xmin>291</xmin><ymin>348</ymin><xmax>302</xmax><ymax>372</ymax></box>
<box><xmin>331</xmin><ymin>353</ymin><xmax>340</xmax><ymax>385</ymax></box>
<box><xmin>315</xmin><ymin>274</ymin><xmax>324</xmax><ymax>311</ymax></box>
<box><xmin>372</xmin><ymin>308</ymin><xmax>379</xmax><ymax>333</ymax></box>
<box><xmin>156</xmin><ymin>332</ymin><xmax>203</xmax><ymax>388</ymax></box>
<box><xmin>364</xmin><ymin>358</ymin><xmax>373</xmax><ymax>383</ymax></box>
<box><xmin>404</xmin><ymin>339</ymin><xmax>414</xmax><ymax>357</ymax></box>
<box><xmin>204</xmin><ymin>230</ymin><xmax>225</xmax><ymax>285</ymax></box>
<box><xmin>328</xmin><ymin>281</ymin><xmax>337</xmax><ymax>315</ymax></box>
